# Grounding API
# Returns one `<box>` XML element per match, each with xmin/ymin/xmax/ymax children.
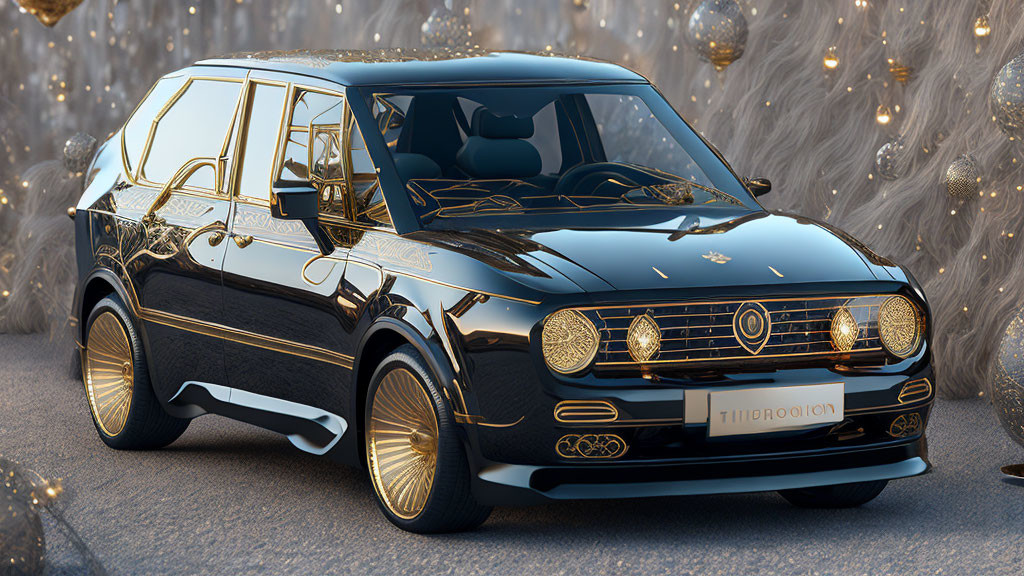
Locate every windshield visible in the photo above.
<box><xmin>360</xmin><ymin>83</ymin><xmax>759</xmax><ymax>231</ymax></box>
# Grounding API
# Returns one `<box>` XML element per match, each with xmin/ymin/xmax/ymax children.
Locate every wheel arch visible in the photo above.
<box><xmin>78</xmin><ymin>269</ymin><xmax>138</xmax><ymax>344</ymax></box>
<box><xmin>352</xmin><ymin>315</ymin><xmax>458</xmax><ymax>462</ymax></box>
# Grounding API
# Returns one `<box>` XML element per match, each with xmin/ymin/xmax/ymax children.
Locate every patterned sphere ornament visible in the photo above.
<box><xmin>991</xmin><ymin>309</ymin><xmax>1024</xmax><ymax>449</ymax></box>
<box><xmin>13</xmin><ymin>0</ymin><xmax>83</xmax><ymax>26</ymax></box>
<box><xmin>420</xmin><ymin>6</ymin><xmax>471</xmax><ymax>48</ymax></box>
<box><xmin>990</xmin><ymin>51</ymin><xmax>1024</xmax><ymax>139</ymax></box>
<box><xmin>63</xmin><ymin>132</ymin><xmax>97</xmax><ymax>174</ymax></box>
<box><xmin>687</xmin><ymin>0</ymin><xmax>748</xmax><ymax>72</ymax></box>
<box><xmin>875</xmin><ymin>138</ymin><xmax>906</xmax><ymax>180</ymax></box>
<box><xmin>0</xmin><ymin>459</ymin><xmax>45</xmax><ymax>576</ymax></box>
<box><xmin>945</xmin><ymin>154</ymin><xmax>981</xmax><ymax>200</ymax></box>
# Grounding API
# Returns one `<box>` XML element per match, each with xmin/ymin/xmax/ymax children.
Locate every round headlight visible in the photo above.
<box><xmin>878</xmin><ymin>295</ymin><xmax>924</xmax><ymax>358</ymax></box>
<box><xmin>542</xmin><ymin>309</ymin><xmax>600</xmax><ymax>374</ymax></box>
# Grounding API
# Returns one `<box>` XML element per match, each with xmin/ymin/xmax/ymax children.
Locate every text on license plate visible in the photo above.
<box><xmin>708</xmin><ymin>383</ymin><xmax>845</xmax><ymax>437</ymax></box>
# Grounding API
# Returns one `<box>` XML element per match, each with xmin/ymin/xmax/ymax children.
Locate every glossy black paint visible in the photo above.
<box><xmin>70</xmin><ymin>50</ymin><xmax>933</xmax><ymax>505</ymax></box>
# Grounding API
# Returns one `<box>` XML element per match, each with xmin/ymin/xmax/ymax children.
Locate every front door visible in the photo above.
<box><xmin>219</xmin><ymin>80</ymin><xmax>355</xmax><ymax>423</ymax></box>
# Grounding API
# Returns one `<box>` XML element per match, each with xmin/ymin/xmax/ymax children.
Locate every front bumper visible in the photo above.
<box><xmin>473</xmin><ymin>436</ymin><xmax>928</xmax><ymax>505</ymax></box>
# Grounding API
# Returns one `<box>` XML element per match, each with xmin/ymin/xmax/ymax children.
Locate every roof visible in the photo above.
<box><xmin>195</xmin><ymin>48</ymin><xmax>648</xmax><ymax>87</ymax></box>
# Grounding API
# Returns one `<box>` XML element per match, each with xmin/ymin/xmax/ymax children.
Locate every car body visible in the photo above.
<box><xmin>71</xmin><ymin>49</ymin><xmax>933</xmax><ymax>532</ymax></box>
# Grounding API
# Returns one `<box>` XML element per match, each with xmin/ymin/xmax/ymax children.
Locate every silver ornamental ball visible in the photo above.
<box><xmin>945</xmin><ymin>154</ymin><xmax>981</xmax><ymax>200</ymax></box>
<box><xmin>990</xmin><ymin>51</ymin><xmax>1024</xmax><ymax>139</ymax></box>
<box><xmin>992</xmin><ymin>309</ymin><xmax>1024</xmax><ymax>449</ymax></box>
<box><xmin>62</xmin><ymin>132</ymin><xmax>97</xmax><ymax>174</ymax></box>
<box><xmin>420</xmin><ymin>7</ymin><xmax>471</xmax><ymax>48</ymax></box>
<box><xmin>687</xmin><ymin>0</ymin><xmax>748</xmax><ymax>71</ymax></box>
<box><xmin>875</xmin><ymin>138</ymin><xmax>906</xmax><ymax>181</ymax></box>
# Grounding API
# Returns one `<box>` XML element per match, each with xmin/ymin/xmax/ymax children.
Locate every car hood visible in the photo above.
<box><xmin>492</xmin><ymin>211</ymin><xmax>889</xmax><ymax>292</ymax></box>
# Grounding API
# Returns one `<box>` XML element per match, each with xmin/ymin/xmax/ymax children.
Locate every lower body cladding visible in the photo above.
<box><xmin>466</xmin><ymin>365</ymin><xmax>933</xmax><ymax>506</ymax></box>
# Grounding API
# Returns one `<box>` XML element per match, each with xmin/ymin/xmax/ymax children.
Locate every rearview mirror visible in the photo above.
<box><xmin>271</xmin><ymin>184</ymin><xmax>335</xmax><ymax>255</ymax></box>
<box><xmin>745</xmin><ymin>177</ymin><xmax>772</xmax><ymax>197</ymax></box>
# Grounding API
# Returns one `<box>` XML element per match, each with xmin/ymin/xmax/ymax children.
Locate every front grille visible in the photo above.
<box><xmin>585</xmin><ymin>296</ymin><xmax>889</xmax><ymax>369</ymax></box>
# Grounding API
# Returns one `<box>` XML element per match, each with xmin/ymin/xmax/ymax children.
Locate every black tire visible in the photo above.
<box><xmin>82</xmin><ymin>295</ymin><xmax>189</xmax><ymax>449</ymax></box>
<box><xmin>779</xmin><ymin>480</ymin><xmax>888</xmax><ymax>508</ymax></box>
<box><xmin>364</xmin><ymin>344</ymin><xmax>491</xmax><ymax>533</ymax></box>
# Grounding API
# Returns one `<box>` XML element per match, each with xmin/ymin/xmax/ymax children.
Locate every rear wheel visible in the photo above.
<box><xmin>364</xmin><ymin>344</ymin><xmax>491</xmax><ymax>533</ymax></box>
<box><xmin>83</xmin><ymin>296</ymin><xmax>189</xmax><ymax>449</ymax></box>
<box><xmin>779</xmin><ymin>480</ymin><xmax>888</xmax><ymax>508</ymax></box>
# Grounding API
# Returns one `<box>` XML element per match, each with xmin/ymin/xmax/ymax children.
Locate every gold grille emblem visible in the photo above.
<box><xmin>732</xmin><ymin>302</ymin><xmax>771</xmax><ymax>355</ymax></box>
<box><xmin>627</xmin><ymin>314</ymin><xmax>661</xmax><ymax>362</ymax></box>
<box><xmin>830</xmin><ymin>307</ymin><xmax>859</xmax><ymax>352</ymax></box>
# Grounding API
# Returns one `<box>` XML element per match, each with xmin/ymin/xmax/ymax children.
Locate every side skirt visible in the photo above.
<box><xmin>167</xmin><ymin>381</ymin><xmax>348</xmax><ymax>456</ymax></box>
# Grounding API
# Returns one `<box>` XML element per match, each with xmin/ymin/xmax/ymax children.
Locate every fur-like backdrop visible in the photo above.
<box><xmin>1</xmin><ymin>0</ymin><xmax>1020</xmax><ymax>398</ymax></box>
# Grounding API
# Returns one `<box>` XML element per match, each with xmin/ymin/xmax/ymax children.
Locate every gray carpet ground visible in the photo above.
<box><xmin>1</xmin><ymin>333</ymin><xmax>1022</xmax><ymax>576</ymax></box>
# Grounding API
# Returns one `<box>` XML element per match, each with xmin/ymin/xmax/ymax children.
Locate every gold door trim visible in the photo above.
<box><xmin>138</xmin><ymin>306</ymin><xmax>354</xmax><ymax>369</ymax></box>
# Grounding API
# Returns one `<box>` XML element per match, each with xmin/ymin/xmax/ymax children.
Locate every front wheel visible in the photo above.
<box><xmin>364</xmin><ymin>344</ymin><xmax>491</xmax><ymax>533</ymax></box>
<box><xmin>778</xmin><ymin>480</ymin><xmax>888</xmax><ymax>508</ymax></box>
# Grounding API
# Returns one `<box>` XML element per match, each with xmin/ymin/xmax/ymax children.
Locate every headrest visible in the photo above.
<box><xmin>392</xmin><ymin>153</ymin><xmax>442</xmax><ymax>182</ymax></box>
<box><xmin>456</xmin><ymin>136</ymin><xmax>542</xmax><ymax>179</ymax></box>
<box><xmin>471</xmin><ymin>108</ymin><xmax>534</xmax><ymax>139</ymax></box>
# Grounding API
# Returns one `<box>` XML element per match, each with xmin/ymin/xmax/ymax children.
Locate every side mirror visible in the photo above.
<box><xmin>271</xmin><ymin>185</ymin><xmax>335</xmax><ymax>255</ymax></box>
<box><xmin>745</xmin><ymin>177</ymin><xmax>772</xmax><ymax>197</ymax></box>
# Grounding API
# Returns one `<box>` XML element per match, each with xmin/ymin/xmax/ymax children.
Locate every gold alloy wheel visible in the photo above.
<box><xmin>367</xmin><ymin>367</ymin><xmax>439</xmax><ymax>520</ymax></box>
<box><xmin>84</xmin><ymin>311</ymin><xmax>134</xmax><ymax>437</ymax></box>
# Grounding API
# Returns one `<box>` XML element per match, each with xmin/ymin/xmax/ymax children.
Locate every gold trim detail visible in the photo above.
<box><xmin>878</xmin><ymin>295</ymin><xmax>923</xmax><ymax>358</ymax></box>
<box><xmin>830</xmin><ymin>307</ymin><xmax>859</xmax><ymax>352</ymax></box>
<box><xmin>626</xmin><ymin>314</ymin><xmax>661</xmax><ymax>363</ymax></box>
<box><xmin>897</xmin><ymin>378</ymin><xmax>932</xmax><ymax>404</ymax></box>
<box><xmin>732</xmin><ymin>301</ymin><xmax>771</xmax><ymax>355</ymax></box>
<box><xmin>138</xmin><ymin>307</ymin><xmax>354</xmax><ymax>369</ymax></box>
<box><xmin>555</xmin><ymin>433</ymin><xmax>628</xmax><ymax>459</ymax></box>
<box><xmin>367</xmin><ymin>367</ymin><xmax>438</xmax><ymax>520</ymax></box>
<box><xmin>888</xmin><ymin>413</ymin><xmax>923</xmax><ymax>438</ymax></box>
<box><xmin>85</xmin><ymin>311</ymin><xmax>134</xmax><ymax>437</ymax></box>
<box><xmin>554</xmin><ymin>400</ymin><xmax>619</xmax><ymax>423</ymax></box>
<box><xmin>542</xmin><ymin>309</ymin><xmax>600</xmax><ymax>374</ymax></box>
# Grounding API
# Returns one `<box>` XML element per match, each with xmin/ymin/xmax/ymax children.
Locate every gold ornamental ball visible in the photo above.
<box><xmin>945</xmin><ymin>154</ymin><xmax>981</xmax><ymax>200</ymax></box>
<box><xmin>570</xmin><ymin>0</ymin><xmax>590</xmax><ymax>11</ymax></box>
<box><xmin>14</xmin><ymin>0</ymin><xmax>84</xmax><ymax>27</ymax></box>
<box><xmin>990</xmin><ymin>51</ymin><xmax>1024</xmax><ymax>139</ymax></box>
<box><xmin>991</xmin><ymin>309</ymin><xmax>1024</xmax><ymax>449</ymax></box>
<box><xmin>687</xmin><ymin>0</ymin><xmax>748</xmax><ymax>72</ymax></box>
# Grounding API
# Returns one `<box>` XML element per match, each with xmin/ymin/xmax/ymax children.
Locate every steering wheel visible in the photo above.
<box><xmin>553</xmin><ymin>162</ymin><xmax>661</xmax><ymax>199</ymax></box>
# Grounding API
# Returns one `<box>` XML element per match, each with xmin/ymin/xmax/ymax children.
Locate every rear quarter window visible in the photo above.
<box><xmin>122</xmin><ymin>75</ymin><xmax>187</xmax><ymax>178</ymax></box>
<box><xmin>139</xmin><ymin>78</ymin><xmax>243</xmax><ymax>191</ymax></box>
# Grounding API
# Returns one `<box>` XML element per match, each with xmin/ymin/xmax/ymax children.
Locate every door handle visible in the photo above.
<box><xmin>208</xmin><ymin>231</ymin><xmax>226</xmax><ymax>246</ymax></box>
<box><xmin>233</xmin><ymin>234</ymin><xmax>254</xmax><ymax>249</ymax></box>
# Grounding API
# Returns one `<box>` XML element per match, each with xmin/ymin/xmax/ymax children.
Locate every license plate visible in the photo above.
<box><xmin>708</xmin><ymin>383</ymin><xmax>844</xmax><ymax>437</ymax></box>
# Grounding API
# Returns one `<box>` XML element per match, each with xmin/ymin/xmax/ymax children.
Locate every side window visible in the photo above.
<box><xmin>122</xmin><ymin>75</ymin><xmax>187</xmax><ymax>178</ymax></box>
<box><xmin>235</xmin><ymin>83</ymin><xmax>288</xmax><ymax>203</ymax></box>
<box><xmin>277</xmin><ymin>89</ymin><xmax>343</xmax><ymax>185</ymax></box>
<box><xmin>140</xmin><ymin>79</ymin><xmax>242</xmax><ymax>192</ymax></box>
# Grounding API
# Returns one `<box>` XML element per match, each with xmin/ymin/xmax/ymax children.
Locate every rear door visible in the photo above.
<box><xmin>113</xmin><ymin>70</ymin><xmax>245</xmax><ymax>402</ymax></box>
